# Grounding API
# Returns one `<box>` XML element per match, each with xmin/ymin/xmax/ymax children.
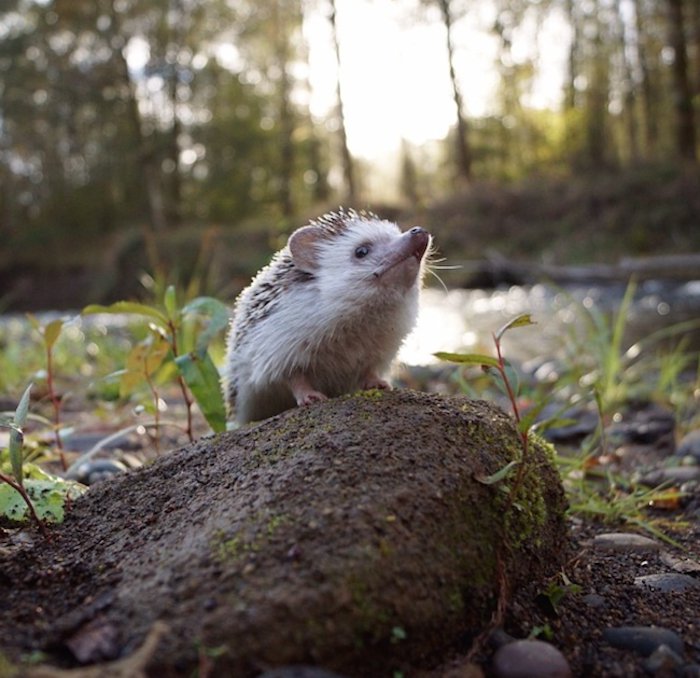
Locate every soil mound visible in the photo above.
<box><xmin>0</xmin><ymin>390</ymin><xmax>567</xmax><ymax>676</ymax></box>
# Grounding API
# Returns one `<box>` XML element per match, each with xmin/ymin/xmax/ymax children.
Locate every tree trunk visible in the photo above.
<box><xmin>666</xmin><ymin>0</ymin><xmax>697</xmax><ymax>161</ymax></box>
<box><xmin>272</xmin><ymin>1</ymin><xmax>296</xmax><ymax>218</ymax></box>
<box><xmin>105</xmin><ymin>1</ymin><xmax>168</xmax><ymax>235</ymax></box>
<box><xmin>614</xmin><ymin>0</ymin><xmax>639</xmax><ymax>162</ymax></box>
<box><xmin>437</xmin><ymin>0</ymin><xmax>472</xmax><ymax>182</ymax></box>
<box><xmin>585</xmin><ymin>0</ymin><xmax>610</xmax><ymax>167</ymax></box>
<box><xmin>564</xmin><ymin>0</ymin><xmax>580</xmax><ymax>111</ymax></box>
<box><xmin>328</xmin><ymin>0</ymin><xmax>356</xmax><ymax>203</ymax></box>
<box><xmin>165</xmin><ymin>0</ymin><xmax>184</xmax><ymax>226</ymax></box>
<box><xmin>631</xmin><ymin>0</ymin><xmax>659</xmax><ymax>156</ymax></box>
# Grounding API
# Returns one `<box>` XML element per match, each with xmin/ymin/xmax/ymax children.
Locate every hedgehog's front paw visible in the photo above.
<box><xmin>289</xmin><ymin>374</ymin><xmax>328</xmax><ymax>407</ymax></box>
<box><xmin>362</xmin><ymin>373</ymin><xmax>391</xmax><ymax>391</ymax></box>
<box><xmin>297</xmin><ymin>390</ymin><xmax>328</xmax><ymax>406</ymax></box>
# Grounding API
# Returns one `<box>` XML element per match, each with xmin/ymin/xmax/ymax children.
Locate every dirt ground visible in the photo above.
<box><xmin>1</xmin><ymin>391</ymin><xmax>569</xmax><ymax>677</ymax></box>
<box><xmin>0</xmin><ymin>390</ymin><xmax>698</xmax><ymax>677</ymax></box>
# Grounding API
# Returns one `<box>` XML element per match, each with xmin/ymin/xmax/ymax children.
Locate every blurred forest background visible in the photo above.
<box><xmin>1</xmin><ymin>0</ymin><xmax>700</xmax><ymax>310</ymax></box>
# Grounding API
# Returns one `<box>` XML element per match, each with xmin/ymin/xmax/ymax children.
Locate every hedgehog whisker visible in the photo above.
<box><xmin>425</xmin><ymin>265</ymin><xmax>449</xmax><ymax>293</ymax></box>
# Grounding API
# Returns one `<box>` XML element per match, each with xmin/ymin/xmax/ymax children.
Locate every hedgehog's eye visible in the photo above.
<box><xmin>354</xmin><ymin>245</ymin><xmax>370</xmax><ymax>259</ymax></box>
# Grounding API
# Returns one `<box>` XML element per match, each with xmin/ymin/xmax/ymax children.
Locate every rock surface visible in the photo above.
<box><xmin>0</xmin><ymin>390</ymin><xmax>567</xmax><ymax>677</ymax></box>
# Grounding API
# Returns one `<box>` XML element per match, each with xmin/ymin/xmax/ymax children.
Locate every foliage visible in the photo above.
<box><xmin>0</xmin><ymin>384</ymin><xmax>86</xmax><ymax>531</ymax></box>
<box><xmin>436</xmin><ymin>313</ymin><xmax>537</xmax><ymax>499</ymax></box>
<box><xmin>1</xmin><ymin>0</ymin><xmax>698</xmax><ymax>288</ymax></box>
<box><xmin>83</xmin><ymin>285</ymin><xmax>229</xmax><ymax>436</ymax></box>
<box><xmin>27</xmin><ymin>314</ymin><xmax>67</xmax><ymax>467</ymax></box>
<box><xmin>556</xmin><ymin>279</ymin><xmax>700</xmax><ymax>415</ymax></box>
<box><xmin>438</xmin><ymin>305</ymin><xmax>698</xmax><ymax>541</ymax></box>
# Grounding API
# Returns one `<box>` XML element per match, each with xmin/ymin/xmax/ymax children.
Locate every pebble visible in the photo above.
<box><xmin>257</xmin><ymin>668</ymin><xmax>347</xmax><ymax>678</ymax></box>
<box><xmin>634</xmin><ymin>573</ymin><xmax>700</xmax><ymax>592</ymax></box>
<box><xmin>581</xmin><ymin>593</ymin><xmax>606</xmax><ymax>608</ymax></box>
<box><xmin>62</xmin><ymin>431</ymin><xmax>133</xmax><ymax>453</ymax></box>
<box><xmin>539</xmin><ymin>406</ymin><xmax>598</xmax><ymax>443</ymax></box>
<box><xmin>602</xmin><ymin>626</ymin><xmax>684</xmax><ymax>657</ymax></box>
<box><xmin>606</xmin><ymin>406</ymin><xmax>675</xmax><ymax>446</ymax></box>
<box><xmin>677</xmin><ymin>430</ymin><xmax>700</xmax><ymax>461</ymax></box>
<box><xmin>640</xmin><ymin>466</ymin><xmax>700</xmax><ymax>487</ymax></box>
<box><xmin>73</xmin><ymin>459</ymin><xmax>128</xmax><ymax>485</ymax></box>
<box><xmin>643</xmin><ymin>644</ymin><xmax>685</xmax><ymax>674</ymax></box>
<box><xmin>590</xmin><ymin>532</ymin><xmax>661</xmax><ymax>552</ymax></box>
<box><xmin>491</xmin><ymin>639</ymin><xmax>572</xmax><ymax>678</ymax></box>
<box><xmin>660</xmin><ymin>551</ymin><xmax>700</xmax><ymax>574</ymax></box>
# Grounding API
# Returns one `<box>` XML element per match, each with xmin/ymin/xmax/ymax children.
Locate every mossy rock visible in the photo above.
<box><xmin>0</xmin><ymin>390</ymin><xmax>567</xmax><ymax>677</ymax></box>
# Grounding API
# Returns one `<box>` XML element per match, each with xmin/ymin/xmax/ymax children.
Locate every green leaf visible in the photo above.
<box><xmin>8</xmin><ymin>384</ymin><xmax>32</xmax><ymax>486</ymax></box>
<box><xmin>9</xmin><ymin>428</ymin><xmax>24</xmax><ymax>486</ymax></box>
<box><xmin>82</xmin><ymin>302</ymin><xmax>169</xmax><ymax>328</ymax></box>
<box><xmin>495</xmin><ymin>313</ymin><xmax>536</xmax><ymax>342</ymax></box>
<box><xmin>433</xmin><ymin>352</ymin><xmax>500</xmax><ymax>369</ymax></box>
<box><xmin>43</xmin><ymin>319</ymin><xmax>64</xmax><ymax>350</ymax></box>
<box><xmin>0</xmin><ymin>471</ymin><xmax>86</xmax><ymax>524</ymax></box>
<box><xmin>13</xmin><ymin>383</ymin><xmax>32</xmax><ymax>428</ymax></box>
<box><xmin>119</xmin><ymin>336</ymin><xmax>170</xmax><ymax>397</ymax></box>
<box><xmin>476</xmin><ymin>460</ymin><xmax>520</xmax><ymax>485</ymax></box>
<box><xmin>181</xmin><ymin>297</ymin><xmax>231</xmax><ymax>352</ymax></box>
<box><xmin>164</xmin><ymin>285</ymin><xmax>178</xmax><ymax>321</ymax></box>
<box><xmin>175</xmin><ymin>351</ymin><xmax>227</xmax><ymax>433</ymax></box>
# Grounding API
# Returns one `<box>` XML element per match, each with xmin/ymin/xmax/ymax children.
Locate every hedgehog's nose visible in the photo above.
<box><xmin>408</xmin><ymin>226</ymin><xmax>430</xmax><ymax>260</ymax></box>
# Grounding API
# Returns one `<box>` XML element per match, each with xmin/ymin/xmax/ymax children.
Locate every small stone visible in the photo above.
<box><xmin>640</xmin><ymin>466</ymin><xmax>700</xmax><ymax>487</ymax></box>
<box><xmin>643</xmin><ymin>644</ymin><xmax>685</xmax><ymax>675</ymax></box>
<box><xmin>492</xmin><ymin>639</ymin><xmax>572</xmax><ymax>678</ymax></box>
<box><xmin>607</xmin><ymin>406</ymin><xmax>675</xmax><ymax>446</ymax></box>
<box><xmin>581</xmin><ymin>593</ymin><xmax>606</xmax><ymax>608</ymax></box>
<box><xmin>677</xmin><ymin>430</ymin><xmax>700</xmax><ymax>460</ymax></box>
<box><xmin>602</xmin><ymin>626</ymin><xmax>684</xmax><ymax>657</ymax></box>
<box><xmin>441</xmin><ymin>659</ymin><xmax>485</xmax><ymax>678</ymax></box>
<box><xmin>591</xmin><ymin>532</ymin><xmax>661</xmax><ymax>552</ymax></box>
<box><xmin>635</xmin><ymin>573</ymin><xmax>700</xmax><ymax>592</ymax></box>
<box><xmin>660</xmin><ymin>551</ymin><xmax>700</xmax><ymax>574</ymax></box>
<box><xmin>540</xmin><ymin>406</ymin><xmax>598</xmax><ymax>443</ymax></box>
<box><xmin>73</xmin><ymin>459</ymin><xmax>128</xmax><ymax>485</ymax></box>
<box><xmin>258</xmin><ymin>668</ymin><xmax>347</xmax><ymax>678</ymax></box>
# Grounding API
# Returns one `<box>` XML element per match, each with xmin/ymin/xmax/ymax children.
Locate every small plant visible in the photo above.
<box><xmin>0</xmin><ymin>384</ymin><xmax>85</xmax><ymax>535</ymax></box>
<box><xmin>436</xmin><ymin>313</ymin><xmax>542</xmax><ymax>651</ymax></box>
<box><xmin>83</xmin><ymin>285</ymin><xmax>229</xmax><ymax>438</ymax></box>
<box><xmin>436</xmin><ymin>313</ymin><xmax>537</xmax><ymax>499</ymax></box>
<box><xmin>27</xmin><ymin>315</ymin><xmax>68</xmax><ymax>469</ymax></box>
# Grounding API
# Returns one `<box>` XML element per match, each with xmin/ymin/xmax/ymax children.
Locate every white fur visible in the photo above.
<box><xmin>224</xmin><ymin>216</ymin><xmax>427</xmax><ymax>423</ymax></box>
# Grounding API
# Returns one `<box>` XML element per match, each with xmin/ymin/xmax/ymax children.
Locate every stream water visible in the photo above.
<box><xmin>1</xmin><ymin>279</ymin><xmax>699</xmax><ymax>374</ymax></box>
<box><xmin>400</xmin><ymin>279</ymin><xmax>700</xmax><ymax>367</ymax></box>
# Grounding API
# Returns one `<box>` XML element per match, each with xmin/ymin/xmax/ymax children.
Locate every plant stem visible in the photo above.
<box><xmin>168</xmin><ymin>320</ymin><xmax>194</xmax><ymax>442</ymax></box>
<box><xmin>493</xmin><ymin>333</ymin><xmax>530</xmax><ymax>510</ymax></box>
<box><xmin>46</xmin><ymin>343</ymin><xmax>67</xmax><ymax>470</ymax></box>
<box><xmin>145</xmin><ymin>370</ymin><xmax>161</xmax><ymax>456</ymax></box>
<box><xmin>0</xmin><ymin>472</ymin><xmax>49</xmax><ymax>538</ymax></box>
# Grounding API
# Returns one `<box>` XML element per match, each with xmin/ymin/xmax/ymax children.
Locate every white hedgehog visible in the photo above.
<box><xmin>222</xmin><ymin>209</ymin><xmax>431</xmax><ymax>424</ymax></box>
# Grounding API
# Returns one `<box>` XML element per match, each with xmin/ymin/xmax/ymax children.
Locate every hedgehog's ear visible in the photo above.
<box><xmin>288</xmin><ymin>225</ymin><xmax>324</xmax><ymax>272</ymax></box>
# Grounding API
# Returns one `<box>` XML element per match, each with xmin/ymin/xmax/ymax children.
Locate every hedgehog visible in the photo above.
<box><xmin>222</xmin><ymin>208</ymin><xmax>431</xmax><ymax>424</ymax></box>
